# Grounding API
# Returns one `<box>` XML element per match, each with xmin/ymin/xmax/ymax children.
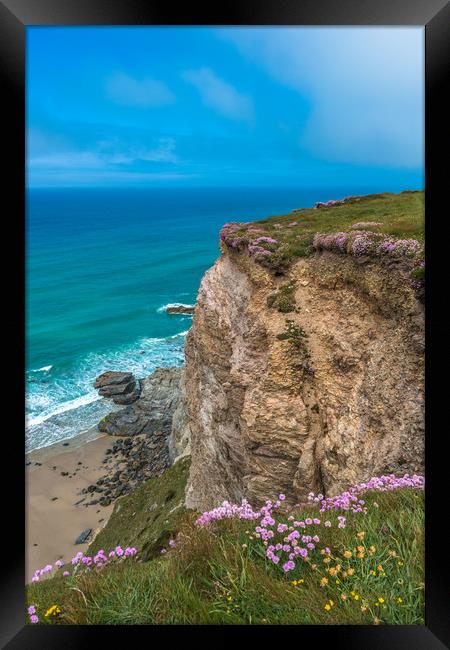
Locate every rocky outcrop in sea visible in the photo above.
<box><xmin>82</xmin><ymin>367</ymin><xmax>186</xmax><ymax>508</ymax></box>
<box><xmin>94</xmin><ymin>371</ymin><xmax>141</xmax><ymax>405</ymax></box>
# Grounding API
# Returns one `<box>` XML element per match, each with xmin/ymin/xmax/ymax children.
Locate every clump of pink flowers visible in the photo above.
<box><xmin>195</xmin><ymin>498</ymin><xmax>261</xmax><ymax>526</ymax></box>
<box><xmin>194</xmin><ymin>473</ymin><xmax>424</xmax><ymax>575</ymax></box>
<box><xmin>313</xmin><ymin>230</ymin><xmax>423</xmax><ymax>260</ymax></box>
<box><xmin>308</xmin><ymin>473</ymin><xmax>424</xmax><ymax>514</ymax></box>
<box><xmin>27</xmin><ymin>605</ymin><xmax>39</xmax><ymax>624</ymax></box>
<box><xmin>219</xmin><ymin>222</ymin><xmax>280</xmax><ymax>267</ymax></box>
<box><xmin>30</xmin><ymin>545</ymin><xmax>138</xmax><ymax>583</ymax></box>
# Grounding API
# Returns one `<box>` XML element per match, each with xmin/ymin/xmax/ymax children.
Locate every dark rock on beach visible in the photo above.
<box><xmin>75</xmin><ymin>528</ymin><xmax>92</xmax><ymax>544</ymax></box>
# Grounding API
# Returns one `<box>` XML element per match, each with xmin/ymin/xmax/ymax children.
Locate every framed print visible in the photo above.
<box><xmin>1</xmin><ymin>0</ymin><xmax>448</xmax><ymax>646</ymax></box>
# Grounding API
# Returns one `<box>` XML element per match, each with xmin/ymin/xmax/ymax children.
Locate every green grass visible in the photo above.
<box><xmin>87</xmin><ymin>455</ymin><xmax>190</xmax><ymax>561</ymax></box>
<box><xmin>267</xmin><ymin>281</ymin><xmax>298</xmax><ymax>313</ymax></box>
<box><xmin>249</xmin><ymin>190</ymin><xmax>424</xmax><ymax>270</ymax></box>
<box><xmin>26</xmin><ymin>483</ymin><xmax>424</xmax><ymax>625</ymax></box>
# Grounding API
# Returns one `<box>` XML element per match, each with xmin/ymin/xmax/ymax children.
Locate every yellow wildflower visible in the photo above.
<box><xmin>329</xmin><ymin>600</ymin><xmax>334</xmax><ymax>606</ymax></box>
<box><xmin>328</xmin><ymin>568</ymin><xmax>337</xmax><ymax>577</ymax></box>
<box><xmin>227</xmin><ymin>596</ymin><xmax>233</xmax><ymax>602</ymax></box>
<box><xmin>292</xmin><ymin>580</ymin><xmax>298</xmax><ymax>586</ymax></box>
<box><xmin>354</xmin><ymin>594</ymin><xmax>360</xmax><ymax>601</ymax></box>
<box><xmin>343</xmin><ymin>550</ymin><xmax>352</xmax><ymax>559</ymax></box>
<box><xmin>397</xmin><ymin>597</ymin><xmax>403</xmax><ymax>604</ymax></box>
<box><xmin>320</xmin><ymin>577</ymin><xmax>329</xmax><ymax>587</ymax></box>
<box><xmin>370</xmin><ymin>570</ymin><xmax>376</xmax><ymax>576</ymax></box>
<box><xmin>335</xmin><ymin>579</ymin><xmax>341</xmax><ymax>585</ymax></box>
<box><xmin>377</xmin><ymin>565</ymin><xmax>383</xmax><ymax>572</ymax></box>
<box><xmin>44</xmin><ymin>604</ymin><xmax>61</xmax><ymax>618</ymax></box>
<box><xmin>369</xmin><ymin>545</ymin><xmax>376</xmax><ymax>553</ymax></box>
<box><xmin>298</xmin><ymin>579</ymin><xmax>304</xmax><ymax>584</ymax></box>
<box><xmin>378</xmin><ymin>597</ymin><xmax>385</xmax><ymax>603</ymax></box>
<box><xmin>324</xmin><ymin>603</ymin><xmax>331</xmax><ymax>611</ymax></box>
<box><xmin>398</xmin><ymin>561</ymin><xmax>404</xmax><ymax>566</ymax></box>
<box><xmin>323</xmin><ymin>557</ymin><xmax>331</xmax><ymax>564</ymax></box>
<box><xmin>357</xmin><ymin>552</ymin><xmax>365</xmax><ymax>559</ymax></box>
<box><xmin>357</xmin><ymin>532</ymin><xmax>365</xmax><ymax>540</ymax></box>
<box><xmin>347</xmin><ymin>568</ymin><xmax>355</xmax><ymax>576</ymax></box>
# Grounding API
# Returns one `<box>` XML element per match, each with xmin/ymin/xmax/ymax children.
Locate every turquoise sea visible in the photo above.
<box><xmin>26</xmin><ymin>185</ymin><xmax>398</xmax><ymax>451</ymax></box>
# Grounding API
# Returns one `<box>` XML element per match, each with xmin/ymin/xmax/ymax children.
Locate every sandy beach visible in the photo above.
<box><xmin>26</xmin><ymin>430</ymin><xmax>116</xmax><ymax>583</ymax></box>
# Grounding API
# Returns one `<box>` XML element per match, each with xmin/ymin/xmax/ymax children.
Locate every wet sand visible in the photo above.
<box><xmin>26</xmin><ymin>430</ymin><xmax>115</xmax><ymax>583</ymax></box>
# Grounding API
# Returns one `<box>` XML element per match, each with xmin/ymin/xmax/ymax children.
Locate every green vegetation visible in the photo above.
<box><xmin>276</xmin><ymin>319</ymin><xmax>313</xmax><ymax>378</ymax></box>
<box><xmin>267</xmin><ymin>281</ymin><xmax>298</xmax><ymax>313</ymax></box>
<box><xmin>87</xmin><ymin>455</ymin><xmax>190</xmax><ymax>561</ymax></box>
<box><xmin>410</xmin><ymin>266</ymin><xmax>425</xmax><ymax>281</ymax></box>
<box><xmin>276</xmin><ymin>319</ymin><xmax>309</xmax><ymax>351</ymax></box>
<box><xmin>26</xmin><ymin>486</ymin><xmax>424</xmax><ymax>625</ymax></box>
<box><xmin>256</xmin><ymin>190</ymin><xmax>424</xmax><ymax>268</ymax></box>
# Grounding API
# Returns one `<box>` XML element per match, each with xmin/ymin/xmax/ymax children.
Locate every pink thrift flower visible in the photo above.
<box><xmin>30</xmin><ymin>615</ymin><xmax>39</xmax><ymax>624</ymax></box>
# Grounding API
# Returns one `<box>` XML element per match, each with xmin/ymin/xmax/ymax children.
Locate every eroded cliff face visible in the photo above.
<box><xmin>183</xmin><ymin>248</ymin><xmax>424</xmax><ymax>510</ymax></box>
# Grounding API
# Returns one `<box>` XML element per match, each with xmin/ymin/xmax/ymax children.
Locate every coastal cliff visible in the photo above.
<box><xmin>182</xmin><ymin>192</ymin><xmax>425</xmax><ymax>509</ymax></box>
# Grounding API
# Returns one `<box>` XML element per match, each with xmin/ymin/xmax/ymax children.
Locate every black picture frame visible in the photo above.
<box><xmin>1</xmin><ymin>0</ymin><xmax>448</xmax><ymax>646</ymax></box>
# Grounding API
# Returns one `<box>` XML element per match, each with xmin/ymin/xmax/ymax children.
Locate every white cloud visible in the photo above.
<box><xmin>28</xmin><ymin>138</ymin><xmax>179</xmax><ymax>170</ymax></box>
<box><xmin>27</xmin><ymin>170</ymin><xmax>195</xmax><ymax>187</ymax></box>
<box><xmin>183</xmin><ymin>67</ymin><xmax>254</xmax><ymax>124</ymax></box>
<box><xmin>221</xmin><ymin>27</ymin><xmax>423</xmax><ymax>167</ymax></box>
<box><xmin>97</xmin><ymin>137</ymin><xmax>179</xmax><ymax>164</ymax></box>
<box><xmin>106</xmin><ymin>72</ymin><xmax>175</xmax><ymax>108</ymax></box>
<box><xmin>29</xmin><ymin>151</ymin><xmax>103</xmax><ymax>169</ymax></box>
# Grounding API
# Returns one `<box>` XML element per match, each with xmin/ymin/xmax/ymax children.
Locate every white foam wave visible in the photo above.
<box><xmin>26</xmin><ymin>391</ymin><xmax>101</xmax><ymax>428</ymax></box>
<box><xmin>157</xmin><ymin>303</ymin><xmax>195</xmax><ymax>313</ymax></box>
<box><xmin>32</xmin><ymin>365</ymin><xmax>53</xmax><ymax>372</ymax></box>
<box><xmin>169</xmin><ymin>330</ymin><xmax>189</xmax><ymax>339</ymax></box>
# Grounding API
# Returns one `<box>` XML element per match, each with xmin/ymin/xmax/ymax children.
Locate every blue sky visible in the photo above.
<box><xmin>27</xmin><ymin>27</ymin><xmax>424</xmax><ymax>189</ymax></box>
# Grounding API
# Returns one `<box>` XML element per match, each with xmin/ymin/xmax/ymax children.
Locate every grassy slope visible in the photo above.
<box><xmin>27</xmin><ymin>482</ymin><xmax>424</xmax><ymax>625</ymax></box>
<box><xmin>251</xmin><ymin>190</ymin><xmax>424</xmax><ymax>262</ymax></box>
<box><xmin>87</xmin><ymin>455</ymin><xmax>191</xmax><ymax>561</ymax></box>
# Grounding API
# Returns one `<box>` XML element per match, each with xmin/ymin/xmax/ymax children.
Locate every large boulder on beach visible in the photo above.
<box><xmin>94</xmin><ymin>371</ymin><xmax>141</xmax><ymax>405</ymax></box>
<box><xmin>98</xmin><ymin>408</ymin><xmax>148</xmax><ymax>437</ymax></box>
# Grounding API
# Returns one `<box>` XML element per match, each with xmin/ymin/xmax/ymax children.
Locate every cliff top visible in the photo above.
<box><xmin>220</xmin><ymin>190</ymin><xmax>424</xmax><ymax>274</ymax></box>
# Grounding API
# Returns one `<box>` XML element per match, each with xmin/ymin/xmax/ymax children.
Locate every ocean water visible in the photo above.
<box><xmin>25</xmin><ymin>185</ymin><xmax>367</xmax><ymax>451</ymax></box>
